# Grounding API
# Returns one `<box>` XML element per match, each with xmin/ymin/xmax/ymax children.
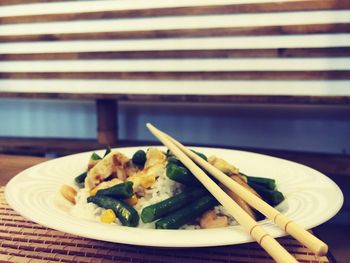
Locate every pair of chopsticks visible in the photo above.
<box><xmin>146</xmin><ymin>123</ymin><xmax>328</xmax><ymax>263</ymax></box>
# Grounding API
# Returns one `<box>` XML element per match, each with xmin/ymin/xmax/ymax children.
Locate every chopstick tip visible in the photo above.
<box><xmin>316</xmin><ymin>243</ymin><xmax>328</xmax><ymax>256</ymax></box>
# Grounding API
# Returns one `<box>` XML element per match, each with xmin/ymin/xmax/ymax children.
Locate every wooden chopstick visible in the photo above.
<box><xmin>159</xmin><ymin>126</ymin><xmax>328</xmax><ymax>256</ymax></box>
<box><xmin>146</xmin><ymin>123</ymin><xmax>328</xmax><ymax>259</ymax></box>
<box><xmin>147</xmin><ymin>123</ymin><xmax>299</xmax><ymax>263</ymax></box>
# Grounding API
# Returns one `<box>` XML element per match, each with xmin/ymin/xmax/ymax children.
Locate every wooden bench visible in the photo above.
<box><xmin>0</xmin><ymin>0</ymin><xmax>349</xmax><ymax>175</ymax></box>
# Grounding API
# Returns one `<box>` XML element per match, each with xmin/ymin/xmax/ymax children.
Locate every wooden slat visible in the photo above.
<box><xmin>0</xmin><ymin>92</ymin><xmax>349</xmax><ymax>106</ymax></box>
<box><xmin>3</xmin><ymin>58</ymin><xmax>347</xmax><ymax>71</ymax></box>
<box><xmin>0</xmin><ymin>48</ymin><xmax>349</xmax><ymax>60</ymax></box>
<box><xmin>0</xmin><ymin>23</ymin><xmax>348</xmax><ymax>43</ymax></box>
<box><xmin>0</xmin><ymin>137</ymin><xmax>349</xmax><ymax>177</ymax></box>
<box><xmin>0</xmin><ymin>71</ymin><xmax>349</xmax><ymax>80</ymax></box>
<box><xmin>0</xmin><ymin>0</ymin><xmax>349</xmax><ymax>24</ymax></box>
<box><xmin>1</xmin><ymin>11</ymin><xmax>349</xmax><ymax>39</ymax></box>
<box><xmin>0</xmin><ymin>0</ymin><xmax>62</xmax><ymax>6</ymax></box>
<box><xmin>1</xmin><ymin>79</ymin><xmax>348</xmax><ymax>99</ymax></box>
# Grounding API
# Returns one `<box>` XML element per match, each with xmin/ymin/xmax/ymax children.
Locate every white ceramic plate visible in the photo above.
<box><xmin>5</xmin><ymin>146</ymin><xmax>343</xmax><ymax>247</ymax></box>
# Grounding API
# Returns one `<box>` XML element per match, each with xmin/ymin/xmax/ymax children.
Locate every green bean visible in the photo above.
<box><xmin>74</xmin><ymin>171</ymin><xmax>87</xmax><ymax>186</ymax></box>
<box><xmin>102</xmin><ymin>146</ymin><xmax>111</xmax><ymax>158</ymax></box>
<box><xmin>166</xmin><ymin>163</ymin><xmax>199</xmax><ymax>185</ymax></box>
<box><xmin>87</xmin><ymin>195</ymin><xmax>139</xmax><ymax>227</ymax></box>
<box><xmin>91</xmin><ymin>152</ymin><xmax>102</xmax><ymax>160</ymax></box>
<box><xmin>190</xmin><ymin>150</ymin><xmax>207</xmax><ymax>161</ymax></box>
<box><xmin>240</xmin><ymin>173</ymin><xmax>276</xmax><ymax>190</ymax></box>
<box><xmin>95</xmin><ymin>181</ymin><xmax>134</xmax><ymax>199</ymax></box>
<box><xmin>141</xmin><ymin>188</ymin><xmax>208</xmax><ymax>223</ymax></box>
<box><xmin>155</xmin><ymin>195</ymin><xmax>218</xmax><ymax>229</ymax></box>
<box><xmin>132</xmin><ymin>150</ymin><xmax>147</xmax><ymax>167</ymax></box>
<box><xmin>74</xmin><ymin>151</ymin><xmax>102</xmax><ymax>187</ymax></box>
<box><xmin>249</xmin><ymin>182</ymin><xmax>284</xmax><ymax>206</ymax></box>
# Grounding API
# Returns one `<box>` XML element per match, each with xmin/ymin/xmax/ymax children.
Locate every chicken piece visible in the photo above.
<box><xmin>221</xmin><ymin>175</ymin><xmax>262</xmax><ymax>220</ymax></box>
<box><xmin>84</xmin><ymin>151</ymin><xmax>130</xmax><ymax>190</ymax></box>
<box><xmin>144</xmin><ymin>163</ymin><xmax>165</xmax><ymax>178</ymax></box>
<box><xmin>140</xmin><ymin>174</ymin><xmax>156</xmax><ymax>188</ymax></box>
<box><xmin>115</xmin><ymin>167</ymin><xmax>127</xmax><ymax>181</ymax></box>
<box><xmin>87</xmin><ymin>159</ymin><xmax>100</xmax><ymax>171</ymax></box>
<box><xmin>231</xmin><ymin>174</ymin><xmax>260</xmax><ymax>198</ymax></box>
<box><xmin>208</xmin><ymin>155</ymin><xmax>239</xmax><ymax>175</ymax></box>
<box><xmin>209</xmin><ymin>155</ymin><xmax>260</xmax><ymax>219</ymax></box>
<box><xmin>126</xmin><ymin>173</ymin><xmax>143</xmax><ymax>189</ymax></box>
<box><xmin>126</xmin><ymin>148</ymin><xmax>166</xmax><ymax>191</ymax></box>
<box><xmin>200</xmin><ymin>210</ymin><xmax>228</xmax><ymax>229</ymax></box>
<box><xmin>127</xmin><ymin>170</ymin><xmax>158</xmax><ymax>190</ymax></box>
<box><xmin>134</xmin><ymin>186</ymin><xmax>145</xmax><ymax>197</ymax></box>
<box><xmin>222</xmin><ymin>184</ymin><xmax>256</xmax><ymax>219</ymax></box>
<box><xmin>144</xmin><ymin>148</ymin><xmax>166</xmax><ymax>169</ymax></box>
<box><xmin>143</xmin><ymin>148</ymin><xmax>166</xmax><ymax>181</ymax></box>
<box><xmin>124</xmin><ymin>161</ymin><xmax>139</xmax><ymax>178</ymax></box>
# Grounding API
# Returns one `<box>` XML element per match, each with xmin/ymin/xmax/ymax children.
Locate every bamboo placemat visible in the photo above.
<box><xmin>0</xmin><ymin>187</ymin><xmax>331</xmax><ymax>263</ymax></box>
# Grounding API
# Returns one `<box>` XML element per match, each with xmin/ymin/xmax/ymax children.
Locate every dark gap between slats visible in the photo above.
<box><xmin>0</xmin><ymin>24</ymin><xmax>349</xmax><ymax>42</ymax></box>
<box><xmin>0</xmin><ymin>48</ymin><xmax>349</xmax><ymax>60</ymax></box>
<box><xmin>0</xmin><ymin>71</ymin><xmax>349</xmax><ymax>81</ymax></box>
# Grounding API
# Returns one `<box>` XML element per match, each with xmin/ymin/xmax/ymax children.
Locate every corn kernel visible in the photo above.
<box><xmin>127</xmin><ymin>174</ymin><xmax>142</xmax><ymax>188</ymax></box>
<box><xmin>100</xmin><ymin>209</ymin><xmax>116</xmax><ymax>224</ymax></box>
<box><xmin>125</xmin><ymin>195</ymin><xmax>138</xmax><ymax>206</ymax></box>
<box><xmin>140</xmin><ymin>175</ymin><xmax>156</xmax><ymax>188</ymax></box>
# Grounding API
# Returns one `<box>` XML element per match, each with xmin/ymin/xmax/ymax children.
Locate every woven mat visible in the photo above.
<box><xmin>0</xmin><ymin>187</ymin><xmax>330</xmax><ymax>263</ymax></box>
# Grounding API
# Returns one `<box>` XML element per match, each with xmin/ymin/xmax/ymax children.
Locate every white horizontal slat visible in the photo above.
<box><xmin>1</xmin><ymin>11</ymin><xmax>349</xmax><ymax>36</ymax></box>
<box><xmin>0</xmin><ymin>0</ymin><xmax>309</xmax><ymax>18</ymax></box>
<box><xmin>0</xmin><ymin>80</ymin><xmax>349</xmax><ymax>96</ymax></box>
<box><xmin>1</xmin><ymin>58</ymin><xmax>349</xmax><ymax>72</ymax></box>
<box><xmin>0</xmin><ymin>34</ymin><xmax>349</xmax><ymax>54</ymax></box>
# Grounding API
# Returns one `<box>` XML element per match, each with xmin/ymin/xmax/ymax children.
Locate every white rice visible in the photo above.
<box><xmin>70</xmin><ymin>168</ymin><xmax>237</xmax><ymax>229</ymax></box>
<box><xmin>70</xmin><ymin>189</ymin><xmax>104</xmax><ymax>221</ymax></box>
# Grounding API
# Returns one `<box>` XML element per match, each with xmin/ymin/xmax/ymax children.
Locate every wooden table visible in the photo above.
<box><xmin>0</xmin><ymin>154</ymin><xmax>335</xmax><ymax>263</ymax></box>
<box><xmin>0</xmin><ymin>154</ymin><xmax>51</xmax><ymax>186</ymax></box>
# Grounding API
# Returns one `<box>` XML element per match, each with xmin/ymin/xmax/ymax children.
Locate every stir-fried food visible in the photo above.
<box><xmin>61</xmin><ymin>147</ymin><xmax>285</xmax><ymax>229</ymax></box>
